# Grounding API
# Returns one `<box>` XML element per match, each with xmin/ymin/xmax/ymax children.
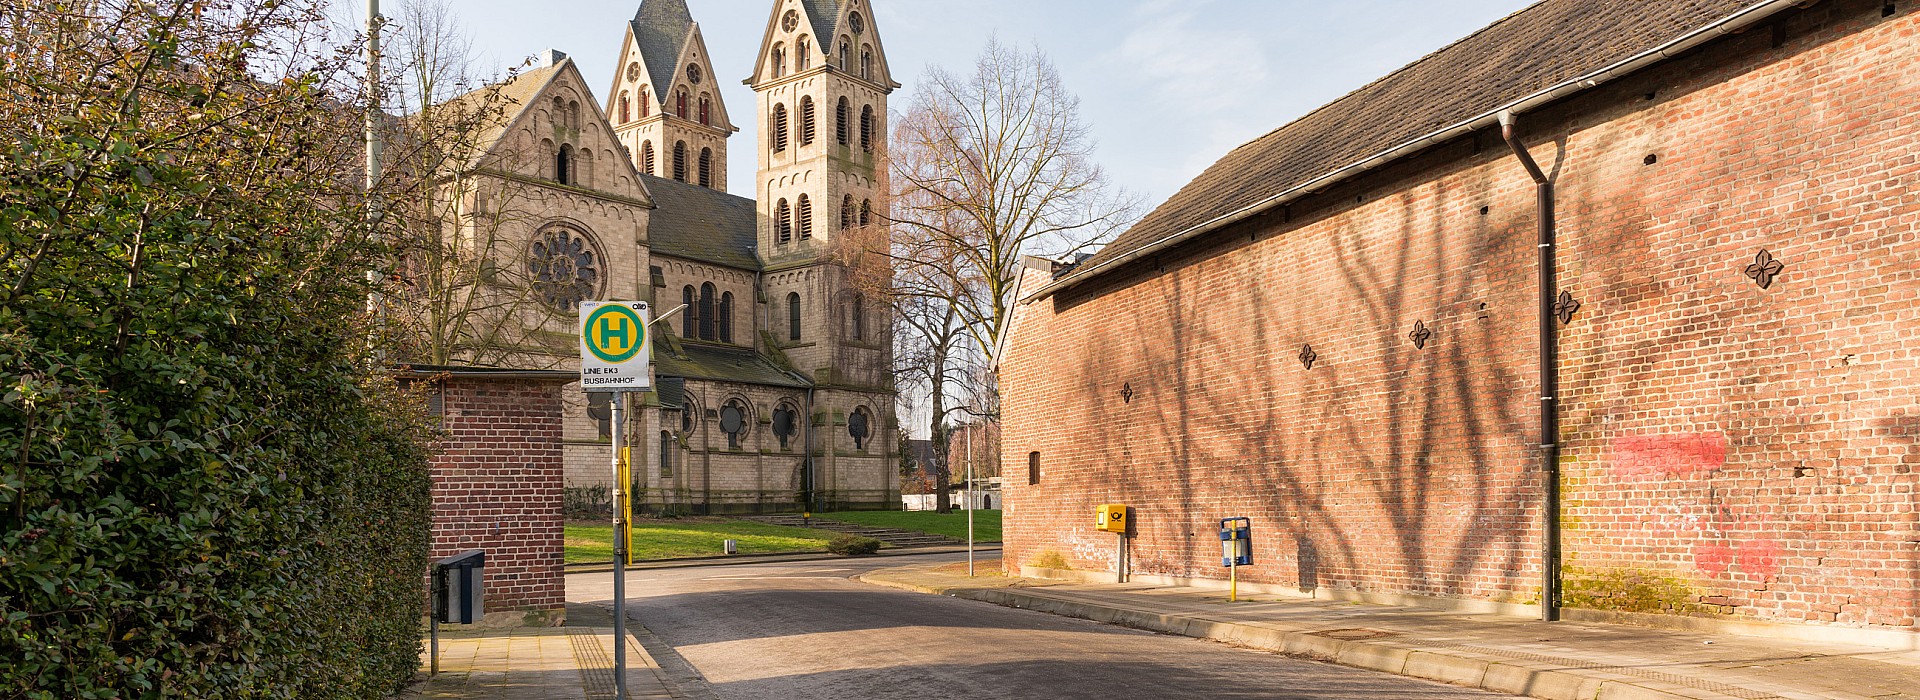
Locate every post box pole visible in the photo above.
<box><xmin>1230</xmin><ymin>553</ymin><xmax>1238</xmax><ymax>603</ymax></box>
<box><xmin>611</xmin><ymin>393</ymin><xmax>628</xmax><ymax>699</ymax></box>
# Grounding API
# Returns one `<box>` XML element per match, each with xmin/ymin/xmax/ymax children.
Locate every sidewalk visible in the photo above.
<box><xmin>397</xmin><ymin>605</ymin><xmax>680</xmax><ymax>699</ymax></box>
<box><xmin>861</xmin><ymin>561</ymin><xmax>1920</xmax><ymax>700</ymax></box>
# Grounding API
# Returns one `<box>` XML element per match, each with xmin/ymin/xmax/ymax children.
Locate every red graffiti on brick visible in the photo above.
<box><xmin>1693</xmin><ymin>543</ymin><xmax>1734</xmax><ymax>576</ymax></box>
<box><xmin>1736</xmin><ymin>539</ymin><xmax>1783</xmax><ymax>580</ymax></box>
<box><xmin>1611</xmin><ymin>433</ymin><xmax>1727</xmax><ymax>479</ymax></box>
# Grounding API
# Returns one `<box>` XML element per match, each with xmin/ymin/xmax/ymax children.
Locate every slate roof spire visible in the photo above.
<box><xmin>631</xmin><ymin>0</ymin><xmax>695</xmax><ymax>105</ymax></box>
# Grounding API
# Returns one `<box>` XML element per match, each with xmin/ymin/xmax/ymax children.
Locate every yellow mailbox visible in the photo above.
<box><xmin>1095</xmin><ymin>504</ymin><xmax>1129</xmax><ymax>533</ymax></box>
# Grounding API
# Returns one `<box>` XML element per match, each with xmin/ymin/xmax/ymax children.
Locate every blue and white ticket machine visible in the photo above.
<box><xmin>1219</xmin><ymin>517</ymin><xmax>1252</xmax><ymax>601</ymax></box>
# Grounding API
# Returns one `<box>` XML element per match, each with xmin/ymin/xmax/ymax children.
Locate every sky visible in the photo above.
<box><xmin>373</xmin><ymin>0</ymin><xmax>1541</xmax><ymax>210</ymax></box>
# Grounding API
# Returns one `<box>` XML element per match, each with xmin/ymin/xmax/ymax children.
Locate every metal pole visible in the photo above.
<box><xmin>362</xmin><ymin>0</ymin><xmax>383</xmax><ymax>314</ymax></box>
<box><xmin>429</xmin><ymin>574</ymin><xmax>439</xmax><ymax>676</ymax></box>
<box><xmin>966</xmin><ymin>422</ymin><xmax>974</xmax><ymax>577</ymax></box>
<box><xmin>611</xmin><ymin>394</ymin><xmax>629</xmax><ymax>699</ymax></box>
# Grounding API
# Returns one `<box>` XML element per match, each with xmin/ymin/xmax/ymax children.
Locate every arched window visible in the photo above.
<box><xmin>659</xmin><ymin>430</ymin><xmax>674</xmax><ymax>477</ymax></box>
<box><xmin>720</xmin><ymin>399</ymin><xmax>749</xmax><ymax>450</ymax></box>
<box><xmin>787</xmin><ymin>292</ymin><xmax>802</xmax><ymax>341</ymax></box>
<box><xmin>799</xmin><ymin>97</ymin><xmax>816</xmax><ymax>145</ymax></box>
<box><xmin>798</xmin><ymin>194</ymin><xmax>813</xmax><ymax>240</ymax></box>
<box><xmin>776</xmin><ymin>198</ymin><xmax>792</xmax><ymax>244</ymax></box>
<box><xmin>556</xmin><ymin>143</ymin><xmax>574</xmax><ymax>184</ymax></box>
<box><xmin>771</xmin><ymin>44</ymin><xmax>785</xmax><ymax>78</ymax></box>
<box><xmin>698</xmin><ymin>148</ymin><xmax>713</xmax><ymax>188</ymax></box>
<box><xmin>839</xmin><ymin>38</ymin><xmax>850</xmax><ymax>68</ymax></box>
<box><xmin>698</xmin><ymin>283</ymin><xmax>716</xmax><ymax>341</ymax></box>
<box><xmin>675</xmin><ymin>90</ymin><xmax>688</xmax><ymax>118</ymax></box>
<box><xmin>835</xmin><ymin>97</ymin><xmax>850</xmax><ymax>145</ymax></box>
<box><xmin>698</xmin><ymin>95</ymin><xmax>711</xmax><ymax>126</ymax></box>
<box><xmin>859</xmin><ymin>105</ymin><xmax>875</xmax><ymax>151</ymax></box>
<box><xmin>850</xmin><ymin>293</ymin><xmax>865</xmax><ymax>340</ymax></box>
<box><xmin>681</xmin><ymin>285</ymin><xmax>695</xmax><ymax>337</ymax></box>
<box><xmin>797</xmin><ymin>36</ymin><xmax>811</xmax><ymax>70</ymax></box>
<box><xmin>619</xmin><ymin>91</ymin><xmax>630</xmax><ymax>123</ymax></box>
<box><xmin>861</xmin><ymin>46</ymin><xmax>873</xmax><ymax>80</ymax></box>
<box><xmin>640</xmin><ymin>140</ymin><xmax>655</xmax><ymax>175</ymax></box>
<box><xmin>860</xmin><ymin>199</ymin><xmax>871</xmax><ymax>227</ymax></box>
<box><xmin>841</xmin><ymin>195</ymin><xmax>854</xmax><ymax>230</ymax></box>
<box><xmin>719</xmin><ymin>291</ymin><xmax>734</xmax><ymax>343</ymax></box>
<box><xmin>568</xmin><ymin>100</ymin><xmax>581</xmax><ymax>129</ymax></box>
<box><xmin>672</xmin><ymin>141</ymin><xmax>688</xmax><ymax>182</ymax></box>
<box><xmin>772</xmin><ymin>104</ymin><xmax>789</xmax><ymax>152</ymax></box>
<box><xmin>639</xmin><ymin>86</ymin><xmax>651</xmax><ymax>117</ymax></box>
<box><xmin>848</xmin><ymin>406</ymin><xmax>873</xmax><ymax>450</ymax></box>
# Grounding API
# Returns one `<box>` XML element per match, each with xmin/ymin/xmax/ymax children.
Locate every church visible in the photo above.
<box><xmin>426</xmin><ymin>0</ymin><xmax>900</xmax><ymax>514</ymax></box>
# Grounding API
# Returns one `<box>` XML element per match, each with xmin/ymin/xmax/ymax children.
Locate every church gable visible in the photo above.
<box><xmin>749</xmin><ymin>0</ymin><xmax>894</xmax><ymax>89</ymax></box>
<box><xmin>484</xmin><ymin>58</ymin><xmax>650</xmax><ymax>204</ymax></box>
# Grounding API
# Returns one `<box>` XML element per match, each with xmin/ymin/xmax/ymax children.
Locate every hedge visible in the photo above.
<box><xmin>0</xmin><ymin>3</ymin><xmax>438</xmax><ymax>697</ymax></box>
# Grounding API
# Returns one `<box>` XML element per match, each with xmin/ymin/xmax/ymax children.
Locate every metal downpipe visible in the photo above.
<box><xmin>1500</xmin><ymin>111</ymin><xmax>1561</xmax><ymax>623</ymax></box>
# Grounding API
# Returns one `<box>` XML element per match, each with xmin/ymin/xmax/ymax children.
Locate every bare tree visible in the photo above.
<box><xmin>888</xmin><ymin>39</ymin><xmax>1141</xmax><ymax>368</ymax></box>
<box><xmin>374</xmin><ymin>0</ymin><xmax>557</xmax><ymax>367</ymax></box>
<box><xmin>847</xmin><ymin>40</ymin><xmax>1137</xmax><ymax>510</ymax></box>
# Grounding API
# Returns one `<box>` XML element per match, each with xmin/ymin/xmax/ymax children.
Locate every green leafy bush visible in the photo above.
<box><xmin>827</xmin><ymin>534</ymin><xmax>884</xmax><ymax>556</ymax></box>
<box><xmin>0</xmin><ymin>3</ymin><xmax>437</xmax><ymax>697</ymax></box>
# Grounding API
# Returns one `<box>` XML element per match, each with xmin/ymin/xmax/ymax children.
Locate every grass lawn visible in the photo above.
<box><xmin>564</xmin><ymin>518</ymin><xmax>839</xmax><ymax>564</ymax></box>
<box><xmin>818</xmin><ymin>509</ymin><xmax>1002</xmax><ymax>542</ymax></box>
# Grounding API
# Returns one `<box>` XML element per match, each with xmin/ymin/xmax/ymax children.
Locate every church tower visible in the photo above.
<box><xmin>750</xmin><ymin>0</ymin><xmax>896</xmax><ymax>348</ymax></box>
<box><xmin>751</xmin><ymin>0</ymin><xmax>898</xmax><ymax>508</ymax></box>
<box><xmin>607</xmin><ymin>0</ymin><xmax>736</xmax><ymax>190</ymax></box>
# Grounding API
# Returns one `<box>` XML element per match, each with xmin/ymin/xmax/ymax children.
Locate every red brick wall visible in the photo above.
<box><xmin>429</xmin><ymin>377</ymin><xmax>567</xmax><ymax>614</ymax></box>
<box><xmin>1001</xmin><ymin>0</ymin><xmax>1919</xmax><ymax>630</ymax></box>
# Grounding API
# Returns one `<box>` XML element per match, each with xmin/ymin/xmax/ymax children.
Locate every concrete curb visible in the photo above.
<box><xmin>856</xmin><ymin>571</ymin><xmax>1725</xmax><ymax>700</ymax></box>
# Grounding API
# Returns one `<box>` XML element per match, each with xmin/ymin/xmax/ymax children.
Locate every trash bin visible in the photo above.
<box><xmin>433</xmin><ymin>550</ymin><xmax>485</xmax><ymax>625</ymax></box>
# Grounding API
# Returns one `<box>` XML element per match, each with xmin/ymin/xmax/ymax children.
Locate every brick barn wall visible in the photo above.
<box><xmin>1001</xmin><ymin>0</ymin><xmax>1919</xmax><ymax>630</ymax></box>
<box><xmin>429</xmin><ymin>376</ymin><xmax>568</xmax><ymax>615</ymax></box>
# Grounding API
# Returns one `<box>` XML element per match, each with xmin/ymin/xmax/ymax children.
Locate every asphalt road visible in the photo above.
<box><xmin>566</xmin><ymin>553</ymin><xmax>1521</xmax><ymax>700</ymax></box>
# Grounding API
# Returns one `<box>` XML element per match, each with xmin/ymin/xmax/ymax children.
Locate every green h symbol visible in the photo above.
<box><xmin>597</xmin><ymin>315</ymin><xmax>631</xmax><ymax>353</ymax></box>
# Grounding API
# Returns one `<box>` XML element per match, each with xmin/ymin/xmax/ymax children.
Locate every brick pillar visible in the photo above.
<box><xmin>422</xmin><ymin>372</ymin><xmax>573</xmax><ymax>626</ymax></box>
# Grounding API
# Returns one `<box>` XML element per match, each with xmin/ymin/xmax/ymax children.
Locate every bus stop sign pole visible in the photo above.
<box><xmin>581</xmin><ymin>301</ymin><xmax>652</xmax><ymax>700</ymax></box>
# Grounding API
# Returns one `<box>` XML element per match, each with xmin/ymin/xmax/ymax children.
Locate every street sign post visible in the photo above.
<box><xmin>580</xmin><ymin>301</ymin><xmax>650</xmax><ymax>700</ymax></box>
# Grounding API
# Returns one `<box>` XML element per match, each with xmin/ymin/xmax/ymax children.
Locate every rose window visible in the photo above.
<box><xmin>527</xmin><ymin>226</ymin><xmax>601</xmax><ymax>312</ymax></box>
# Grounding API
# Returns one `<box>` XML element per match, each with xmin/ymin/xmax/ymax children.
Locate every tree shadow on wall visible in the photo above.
<box><xmin>1071</xmin><ymin>170</ymin><xmax>1541</xmax><ymax>600</ymax></box>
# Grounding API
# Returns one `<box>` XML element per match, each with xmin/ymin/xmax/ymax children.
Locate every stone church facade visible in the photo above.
<box><xmin>433</xmin><ymin>0</ymin><xmax>899</xmax><ymax>514</ymax></box>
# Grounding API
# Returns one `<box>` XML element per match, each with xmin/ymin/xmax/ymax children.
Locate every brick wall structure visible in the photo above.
<box><xmin>1000</xmin><ymin>0</ymin><xmax>1919</xmax><ymax>632</ymax></box>
<box><xmin>421</xmin><ymin>370</ymin><xmax>575</xmax><ymax>621</ymax></box>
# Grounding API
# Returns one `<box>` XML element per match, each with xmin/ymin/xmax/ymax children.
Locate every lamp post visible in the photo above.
<box><xmin>957</xmin><ymin>405</ymin><xmax>998</xmax><ymax>578</ymax></box>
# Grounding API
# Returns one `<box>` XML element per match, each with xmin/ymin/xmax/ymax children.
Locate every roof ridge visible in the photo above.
<box><xmin>1221</xmin><ymin>0</ymin><xmax>1550</xmax><ymax>159</ymax></box>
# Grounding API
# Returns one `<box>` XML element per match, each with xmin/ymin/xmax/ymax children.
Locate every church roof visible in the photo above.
<box><xmin>433</xmin><ymin>61</ymin><xmax>566</xmax><ymax>170</ymax></box>
<box><xmin>656</xmin><ymin>339</ymin><xmax>810</xmax><ymax>389</ymax></box>
<box><xmin>640</xmin><ymin>174</ymin><xmax>760</xmax><ymax>271</ymax></box>
<box><xmin>632</xmin><ymin>0</ymin><xmax>694</xmax><ymax>105</ymax></box>
<box><xmin>1051</xmin><ymin>0</ymin><xmax>1770</xmax><ymax>294</ymax></box>
<box><xmin>800</xmin><ymin>0</ymin><xmax>844</xmax><ymax>45</ymax></box>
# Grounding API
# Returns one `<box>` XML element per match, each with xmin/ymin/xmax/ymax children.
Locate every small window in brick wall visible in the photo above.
<box><xmin>720</xmin><ymin>400</ymin><xmax>749</xmax><ymax>450</ymax></box>
<box><xmin>1028</xmin><ymin>451</ymin><xmax>1040</xmax><ymax>485</ymax></box>
<box><xmin>848</xmin><ymin>406</ymin><xmax>873</xmax><ymax>450</ymax></box>
<box><xmin>587</xmin><ymin>392</ymin><xmax>613</xmax><ymax>441</ymax></box>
